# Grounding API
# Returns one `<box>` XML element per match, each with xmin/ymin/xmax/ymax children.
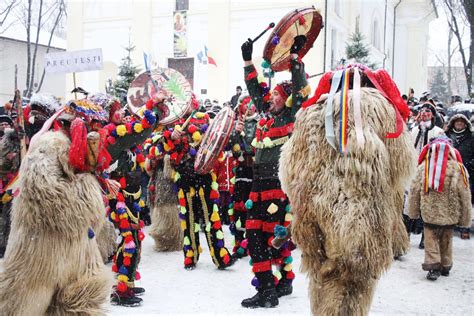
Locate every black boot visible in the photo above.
<box><xmin>131</xmin><ymin>287</ymin><xmax>146</xmax><ymax>296</ymax></box>
<box><xmin>441</xmin><ymin>268</ymin><xmax>450</xmax><ymax>277</ymax></box>
<box><xmin>241</xmin><ymin>289</ymin><xmax>279</xmax><ymax>308</ymax></box>
<box><xmin>276</xmin><ymin>282</ymin><xmax>293</xmax><ymax>297</ymax></box>
<box><xmin>419</xmin><ymin>233</ymin><xmax>424</xmax><ymax>249</ymax></box>
<box><xmin>111</xmin><ymin>290</ymin><xmax>143</xmax><ymax>307</ymax></box>
<box><xmin>218</xmin><ymin>256</ymin><xmax>236</xmax><ymax>270</ymax></box>
<box><xmin>426</xmin><ymin>270</ymin><xmax>441</xmax><ymax>281</ymax></box>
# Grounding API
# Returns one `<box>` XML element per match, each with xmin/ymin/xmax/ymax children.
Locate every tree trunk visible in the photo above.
<box><xmin>27</xmin><ymin>0</ymin><xmax>44</xmax><ymax>98</ymax></box>
<box><xmin>24</xmin><ymin>0</ymin><xmax>32</xmax><ymax>98</ymax></box>
<box><xmin>447</xmin><ymin>27</ymin><xmax>452</xmax><ymax>99</ymax></box>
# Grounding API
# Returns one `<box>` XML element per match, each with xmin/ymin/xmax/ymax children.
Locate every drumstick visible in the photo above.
<box><xmin>179</xmin><ymin>110</ymin><xmax>197</xmax><ymax>131</ymax></box>
<box><xmin>250</xmin><ymin>22</ymin><xmax>275</xmax><ymax>43</ymax></box>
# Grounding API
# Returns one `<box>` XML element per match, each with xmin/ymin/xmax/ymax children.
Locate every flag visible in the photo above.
<box><xmin>144</xmin><ymin>52</ymin><xmax>152</xmax><ymax>71</ymax></box>
<box><xmin>197</xmin><ymin>46</ymin><xmax>217</xmax><ymax>67</ymax></box>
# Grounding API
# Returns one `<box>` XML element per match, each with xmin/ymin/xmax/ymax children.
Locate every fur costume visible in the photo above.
<box><xmin>408</xmin><ymin>137</ymin><xmax>471</xmax><ymax>273</ymax></box>
<box><xmin>96</xmin><ymin>220</ymin><xmax>117</xmax><ymax>263</ymax></box>
<box><xmin>147</xmin><ymin>155</ymin><xmax>182</xmax><ymax>251</ymax></box>
<box><xmin>0</xmin><ymin>131</ymin><xmax>112</xmax><ymax>315</ymax></box>
<box><xmin>280</xmin><ymin>87</ymin><xmax>416</xmax><ymax>315</ymax></box>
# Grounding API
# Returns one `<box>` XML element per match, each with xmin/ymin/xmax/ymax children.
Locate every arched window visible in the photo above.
<box><xmin>371</xmin><ymin>18</ymin><xmax>380</xmax><ymax>50</ymax></box>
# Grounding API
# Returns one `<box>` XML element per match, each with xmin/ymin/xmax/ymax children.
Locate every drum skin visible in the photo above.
<box><xmin>194</xmin><ymin>107</ymin><xmax>235</xmax><ymax>175</ymax></box>
<box><xmin>263</xmin><ymin>7</ymin><xmax>323</xmax><ymax>72</ymax></box>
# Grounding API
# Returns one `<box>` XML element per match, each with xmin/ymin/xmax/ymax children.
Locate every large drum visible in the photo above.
<box><xmin>263</xmin><ymin>7</ymin><xmax>323</xmax><ymax>72</ymax></box>
<box><xmin>127</xmin><ymin>67</ymin><xmax>193</xmax><ymax>125</ymax></box>
<box><xmin>194</xmin><ymin>107</ymin><xmax>235</xmax><ymax>175</ymax></box>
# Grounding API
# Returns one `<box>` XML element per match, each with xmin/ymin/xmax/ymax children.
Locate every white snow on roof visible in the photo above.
<box><xmin>0</xmin><ymin>24</ymin><xmax>66</xmax><ymax>49</ymax></box>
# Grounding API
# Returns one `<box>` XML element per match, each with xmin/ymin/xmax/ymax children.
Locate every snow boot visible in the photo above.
<box><xmin>241</xmin><ymin>289</ymin><xmax>279</xmax><ymax>308</ymax></box>
<box><xmin>111</xmin><ymin>290</ymin><xmax>143</xmax><ymax>307</ymax></box>
<box><xmin>426</xmin><ymin>270</ymin><xmax>441</xmax><ymax>281</ymax></box>
<box><xmin>131</xmin><ymin>287</ymin><xmax>146</xmax><ymax>296</ymax></box>
<box><xmin>218</xmin><ymin>256</ymin><xmax>236</xmax><ymax>270</ymax></box>
<box><xmin>441</xmin><ymin>268</ymin><xmax>450</xmax><ymax>277</ymax></box>
<box><xmin>276</xmin><ymin>282</ymin><xmax>293</xmax><ymax>297</ymax></box>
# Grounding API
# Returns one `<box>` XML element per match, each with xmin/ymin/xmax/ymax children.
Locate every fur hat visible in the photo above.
<box><xmin>447</xmin><ymin>113</ymin><xmax>472</xmax><ymax>131</ymax></box>
<box><xmin>274</xmin><ymin>81</ymin><xmax>293</xmax><ymax>101</ymax></box>
<box><xmin>29</xmin><ymin>93</ymin><xmax>61</xmax><ymax>116</ymax></box>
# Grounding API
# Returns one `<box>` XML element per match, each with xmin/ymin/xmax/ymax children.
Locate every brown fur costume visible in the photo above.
<box><xmin>148</xmin><ymin>155</ymin><xmax>182</xmax><ymax>251</ymax></box>
<box><xmin>279</xmin><ymin>88</ymin><xmax>416</xmax><ymax>315</ymax></box>
<box><xmin>0</xmin><ymin>131</ymin><xmax>112</xmax><ymax>315</ymax></box>
<box><xmin>96</xmin><ymin>220</ymin><xmax>117</xmax><ymax>263</ymax></box>
<box><xmin>408</xmin><ymin>162</ymin><xmax>471</xmax><ymax>227</ymax></box>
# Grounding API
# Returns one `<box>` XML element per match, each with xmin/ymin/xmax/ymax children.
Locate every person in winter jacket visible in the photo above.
<box><xmin>446</xmin><ymin>114</ymin><xmax>474</xmax><ymax>205</ymax></box>
<box><xmin>411</xmin><ymin>102</ymin><xmax>445</xmax><ymax>153</ymax></box>
<box><xmin>408</xmin><ymin>137</ymin><xmax>472</xmax><ymax>281</ymax></box>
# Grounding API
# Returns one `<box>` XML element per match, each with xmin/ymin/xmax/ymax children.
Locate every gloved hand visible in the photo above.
<box><xmin>241</xmin><ymin>38</ymin><xmax>253</xmax><ymax>61</ymax></box>
<box><xmin>229</xmin><ymin>222</ymin><xmax>237</xmax><ymax>235</ymax></box>
<box><xmin>460</xmin><ymin>227</ymin><xmax>470</xmax><ymax>240</ymax></box>
<box><xmin>290</xmin><ymin>35</ymin><xmax>307</xmax><ymax>54</ymax></box>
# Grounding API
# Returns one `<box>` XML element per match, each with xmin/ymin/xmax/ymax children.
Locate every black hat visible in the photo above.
<box><xmin>420</xmin><ymin>102</ymin><xmax>436</xmax><ymax>116</ymax></box>
<box><xmin>0</xmin><ymin>115</ymin><xmax>13</xmax><ymax>126</ymax></box>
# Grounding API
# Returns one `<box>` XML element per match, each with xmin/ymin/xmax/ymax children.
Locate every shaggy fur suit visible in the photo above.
<box><xmin>0</xmin><ymin>131</ymin><xmax>112</xmax><ymax>315</ymax></box>
<box><xmin>279</xmin><ymin>88</ymin><xmax>416</xmax><ymax>315</ymax></box>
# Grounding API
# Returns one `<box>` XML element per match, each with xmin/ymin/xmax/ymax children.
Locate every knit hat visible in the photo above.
<box><xmin>420</xmin><ymin>102</ymin><xmax>436</xmax><ymax>117</ymax></box>
<box><xmin>274</xmin><ymin>81</ymin><xmax>293</xmax><ymax>102</ymax></box>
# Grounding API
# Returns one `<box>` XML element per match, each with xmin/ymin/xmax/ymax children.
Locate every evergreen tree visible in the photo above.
<box><xmin>430</xmin><ymin>69</ymin><xmax>449</xmax><ymax>103</ymax></box>
<box><xmin>345</xmin><ymin>31</ymin><xmax>377</xmax><ymax>69</ymax></box>
<box><xmin>112</xmin><ymin>41</ymin><xmax>141</xmax><ymax>105</ymax></box>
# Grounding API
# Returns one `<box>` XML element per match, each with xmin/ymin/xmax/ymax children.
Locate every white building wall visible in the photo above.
<box><xmin>66</xmin><ymin>0</ymin><xmax>435</xmax><ymax>104</ymax></box>
<box><xmin>0</xmin><ymin>38</ymin><xmax>66</xmax><ymax>105</ymax></box>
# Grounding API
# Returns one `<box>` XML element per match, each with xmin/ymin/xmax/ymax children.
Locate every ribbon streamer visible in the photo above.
<box><xmin>325</xmin><ymin>70</ymin><xmax>344</xmax><ymax>150</ymax></box>
<box><xmin>352</xmin><ymin>67</ymin><xmax>365</xmax><ymax>147</ymax></box>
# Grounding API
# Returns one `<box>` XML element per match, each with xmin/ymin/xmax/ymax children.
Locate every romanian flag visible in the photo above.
<box><xmin>197</xmin><ymin>46</ymin><xmax>217</xmax><ymax>66</ymax></box>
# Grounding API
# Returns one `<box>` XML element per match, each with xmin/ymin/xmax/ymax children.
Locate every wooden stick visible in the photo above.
<box><xmin>13</xmin><ymin>90</ymin><xmax>27</xmax><ymax>160</ymax></box>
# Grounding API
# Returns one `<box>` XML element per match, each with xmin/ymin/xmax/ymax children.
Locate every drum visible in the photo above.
<box><xmin>263</xmin><ymin>7</ymin><xmax>323</xmax><ymax>72</ymax></box>
<box><xmin>127</xmin><ymin>67</ymin><xmax>193</xmax><ymax>125</ymax></box>
<box><xmin>194</xmin><ymin>107</ymin><xmax>235</xmax><ymax>175</ymax></box>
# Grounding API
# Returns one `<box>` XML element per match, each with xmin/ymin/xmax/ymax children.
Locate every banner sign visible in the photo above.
<box><xmin>173</xmin><ymin>10</ymin><xmax>187</xmax><ymax>57</ymax></box>
<box><xmin>44</xmin><ymin>48</ymin><xmax>103</xmax><ymax>73</ymax></box>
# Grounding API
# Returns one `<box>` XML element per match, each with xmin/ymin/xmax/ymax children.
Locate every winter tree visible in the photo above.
<box><xmin>430</xmin><ymin>69</ymin><xmax>449</xmax><ymax>103</ymax></box>
<box><xmin>112</xmin><ymin>41</ymin><xmax>141</xmax><ymax>105</ymax></box>
<box><xmin>345</xmin><ymin>31</ymin><xmax>377</xmax><ymax>69</ymax></box>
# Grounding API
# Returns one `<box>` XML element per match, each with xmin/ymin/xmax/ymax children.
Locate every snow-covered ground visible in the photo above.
<box><xmin>106</xmin><ymin>228</ymin><xmax>474</xmax><ymax>316</ymax></box>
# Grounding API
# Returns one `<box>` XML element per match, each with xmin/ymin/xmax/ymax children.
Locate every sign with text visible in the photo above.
<box><xmin>44</xmin><ymin>48</ymin><xmax>103</xmax><ymax>73</ymax></box>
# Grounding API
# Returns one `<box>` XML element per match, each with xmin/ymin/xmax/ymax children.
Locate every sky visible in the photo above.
<box><xmin>427</xmin><ymin>4</ymin><xmax>470</xmax><ymax>67</ymax></box>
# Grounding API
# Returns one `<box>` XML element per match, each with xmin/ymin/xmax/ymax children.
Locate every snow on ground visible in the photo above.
<box><xmin>106</xmin><ymin>228</ymin><xmax>474</xmax><ymax>316</ymax></box>
<box><xmin>0</xmin><ymin>227</ymin><xmax>472</xmax><ymax>315</ymax></box>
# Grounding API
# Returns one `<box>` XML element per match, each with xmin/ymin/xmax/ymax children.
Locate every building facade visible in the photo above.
<box><xmin>66</xmin><ymin>0</ymin><xmax>437</xmax><ymax>103</ymax></box>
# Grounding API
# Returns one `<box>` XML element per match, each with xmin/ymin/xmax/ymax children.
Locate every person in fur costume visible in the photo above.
<box><xmin>279</xmin><ymin>64</ymin><xmax>416</xmax><ymax>315</ymax></box>
<box><xmin>408</xmin><ymin>136</ymin><xmax>472</xmax><ymax>280</ymax></box>
<box><xmin>0</xmin><ymin>129</ymin><xmax>113</xmax><ymax>315</ymax></box>
<box><xmin>239</xmin><ymin>35</ymin><xmax>311</xmax><ymax>308</ymax></box>
<box><xmin>143</xmin><ymin>141</ymin><xmax>182</xmax><ymax>252</ymax></box>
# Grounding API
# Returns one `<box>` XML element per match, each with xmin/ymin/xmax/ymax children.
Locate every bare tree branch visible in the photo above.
<box><xmin>27</xmin><ymin>0</ymin><xmax>43</xmax><ymax>98</ymax></box>
<box><xmin>36</xmin><ymin>0</ymin><xmax>64</xmax><ymax>93</ymax></box>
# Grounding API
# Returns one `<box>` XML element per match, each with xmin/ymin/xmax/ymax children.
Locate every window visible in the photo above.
<box><xmin>176</xmin><ymin>0</ymin><xmax>189</xmax><ymax>11</ymax></box>
<box><xmin>371</xmin><ymin>19</ymin><xmax>380</xmax><ymax>50</ymax></box>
